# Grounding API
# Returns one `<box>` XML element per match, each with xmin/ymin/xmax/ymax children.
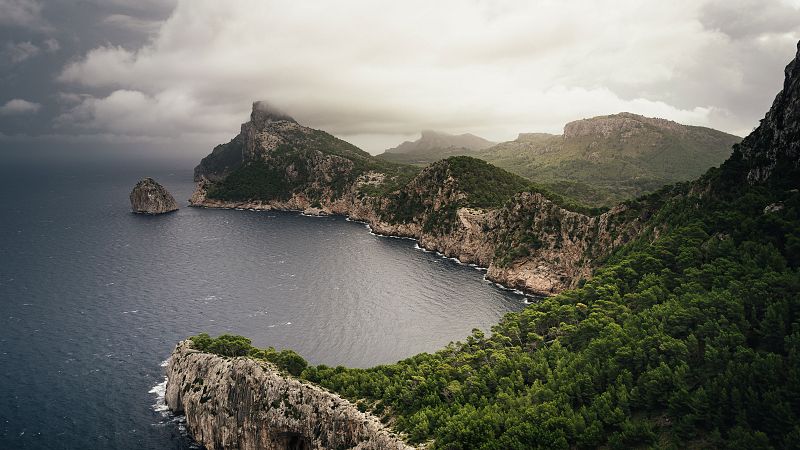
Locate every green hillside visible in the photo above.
<box><xmin>298</xmin><ymin>149</ymin><xmax>800</xmax><ymax>448</ymax></box>
<box><xmin>478</xmin><ymin>114</ymin><xmax>741</xmax><ymax>207</ymax></box>
<box><xmin>375</xmin><ymin>114</ymin><xmax>740</xmax><ymax>207</ymax></box>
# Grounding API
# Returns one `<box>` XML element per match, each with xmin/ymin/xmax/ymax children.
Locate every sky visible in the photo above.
<box><xmin>1</xmin><ymin>0</ymin><xmax>799</xmax><ymax>161</ymax></box>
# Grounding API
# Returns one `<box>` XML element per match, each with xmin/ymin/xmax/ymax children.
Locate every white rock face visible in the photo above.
<box><xmin>165</xmin><ymin>341</ymin><xmax>414</xmax><ymax>450</ymax></box>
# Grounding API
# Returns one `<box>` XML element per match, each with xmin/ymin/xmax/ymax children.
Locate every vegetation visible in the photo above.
<box><xmin>196</xmin><ymin>141</ymin><xmax>800</xmax><ymax>448</ymax></box>
<box><xmin>369</xmin><ymin>115</ymin><xmax>739</xmax><ymax>208</ymax></box>
<box><xmin>299</xmin><ymin>161</ymin><xmax>800</xmax><ymax>448</ymax></box>
<box><xmin>377</xmin><ymin>147</ymin><xmax>476</xmax><ymax>165</ymax></box>
<box><xmin>379</xmin><ymin>157</ymin><xmax>534</xmax><ymax>234</ymax></box>
<box><xmin>206</xmin><ymin>161</ymin><xmax>297</xmax><ymax>201</ymax></box>
<box><xmin>194</xmin><ymin>134</ymin><xmax>246</xmax><ymax>181</ymax></box>
<box><xmin>444</xmin><ymin>156</ymin><xmax>531</xmax><ymax>208</ymax></box>
<box><xmin>476</xmin><ymin>115</ymin><xmax>740</xmax><ymax>207</ymax></box>
<box><xmin>204</xmin><ymin>127</ymin><xmax>421</xmax><ymax>203</ymax></box>
<box><xmin>192</xmin><ymin>119</ymin><xmax>800</xmax><ymax>449</ymax></box>
<box><xmin>188</xmin><ymin>52</ymin><xmax>800</xmax><ymax>448</ymax></box>
<box><xmin>376</xmin><ymin>130</ymin><xmax>495</xmax><ymax>166</ymax></box>
<box><xmin>190</xmin><ymin>333</ymin><xmax>308</xmax><ymax>376</ymax></box>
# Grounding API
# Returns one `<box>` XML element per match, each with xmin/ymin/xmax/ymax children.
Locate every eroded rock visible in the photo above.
<box><xmin>165</xmin><ymin>341</ymin><xmax>413</xmax><ymax>450</ymax></box>
<box><xmin>130</xmin><ymin>177</ymin><xmax>179</xmax><ymax>214</ymax></box>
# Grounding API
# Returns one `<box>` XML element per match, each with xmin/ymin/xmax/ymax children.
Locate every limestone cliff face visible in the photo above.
<box><xmin>485</xmin><ymin>193</ymin><xmax>647</xmax><ymax>293</ymax></box>
<box><xmin>129</xmin><ymin>177</ymin><xmax>179</xmax><ymax>214</ymax></box>
<box><xmin>165</xmin><ymin>341</ymin><xmax>413</xmax><ymax>450</ymax></box>
<box><xmin>734</xmin><ymin>41</ymin><xmax>800</xmax><ymax>185</ymax></box>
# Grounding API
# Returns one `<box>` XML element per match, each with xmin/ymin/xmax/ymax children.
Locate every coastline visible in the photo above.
<box><xmin>189</xmin><ymin>200</ymin><xmax>540</xmax><ymax>300</ymax></box>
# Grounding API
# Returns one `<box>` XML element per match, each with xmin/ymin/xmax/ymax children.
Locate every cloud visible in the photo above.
<box><xmin>0</xmin><ymin>98</ymin><xmax>41</xmax><ymax>115</ymax></box>
<box><xmin>102</xmin><ymin>14</ymin><xmax>162</xmax><ymax>34</ymax></box>
<box><xmin>0</xmin><ymin>0</ymin><xmax>49</xmax><ymax>30</ymax></box>
<box><xmin>4</xmin><ymin>40</ymin><xmax>40</xmax><ymax>63</ymax></box>
<box><xmin>2</xmin><ymin>38</ymin><xmax>59</xmax><ymax>65</ymax></box>
<box><xmin>700</xmin><ymin>0</ymin><xmax>800</xmax><ymax>39</ymax></box>
<box><xmin>56</xmin><ymin>0</ymin><xmax>800</xmax><ymax>152</ymax></box>
<box><xmin>87</xmin><ymin>0</ymin><xmax>177</xmax><ymax>16</ymax></box>
<box><xmin>43</xmin><ymin>38</ymin><xmax>59</xmax><ymax>52</ymax></box>
<box><xmin>56</xmin><ymin>89</ymin><xmax>236</xmax><ymax>137</ymax></box>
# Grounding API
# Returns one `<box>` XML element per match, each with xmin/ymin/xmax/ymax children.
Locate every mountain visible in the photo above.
<box><xmin>176</xmin><ymin>42</ymin><xmax>800</xmax><ymax>449</ymax></box>
<box><xmin>478</xmin><ymin>113</ymin><xmax>741</xmax><ymax>206</ymax></box>
<box><xmin>190</xmin><ymin>104</ymin><xmax>649</xmax><ymax>296</ymax></box>
<box><xmin>377</xmin><ymin>130</ymin><xmax>496</xmax><ymax>164</ymax></box>
<box><xmin>194</xmin><ymin>100</ymin><xmax>385</xmax><ymax>184</ymax></box>
<box><xmin>373</xmin><ymin>114</ymin><xmax>740</xmax><ymax>207</ymax></box>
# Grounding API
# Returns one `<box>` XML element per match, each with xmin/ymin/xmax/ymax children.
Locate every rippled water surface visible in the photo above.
<box><xmin>0</xmin><ymin>161</ymin><xmax>525</xmax><ymax>449</ymax></box>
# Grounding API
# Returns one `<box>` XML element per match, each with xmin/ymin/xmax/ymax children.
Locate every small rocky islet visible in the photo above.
<box><xmin>129</xmin><ymin>177</ymin><xmax>179</xmax><ymax>214</ymax></box>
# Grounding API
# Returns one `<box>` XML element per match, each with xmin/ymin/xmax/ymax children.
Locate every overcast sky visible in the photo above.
<box><xmin>1</xmin><ymin>0</ymin><xmax>799</xmax><ymax>160</ymax></box>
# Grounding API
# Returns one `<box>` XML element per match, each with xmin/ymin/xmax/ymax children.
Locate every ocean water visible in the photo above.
<box><xmin>0</xmin><ymin>161</ymin><xmax>526</xmax><ymax>449</ymax></box>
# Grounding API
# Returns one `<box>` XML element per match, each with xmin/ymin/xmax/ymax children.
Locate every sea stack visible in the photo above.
<box><xmin>129</xmin><ymin>177</ymin><xmax>179</xmax><ymax>214</ymax></box>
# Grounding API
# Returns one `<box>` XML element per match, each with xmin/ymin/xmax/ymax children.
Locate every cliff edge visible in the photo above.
<box><xmin>165</xmin><ymin>341</ymin><xmax>413</xmax><ymax>450</ymax></box>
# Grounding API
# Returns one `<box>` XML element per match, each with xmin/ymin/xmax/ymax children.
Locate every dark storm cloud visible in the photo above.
<box><xmin>1</xmin><ymin>0</ymin><xmax>799</xmax><ymax>156</ymax></box>
<box><xmin>0</xmin><ymin>0</ymin><xmax>174</xmax><ymax>137</ymax></box>
<box><xmin>0</xmin><ymin>0</ymin><xmax>50</xmax><ymax>30</ymax></box>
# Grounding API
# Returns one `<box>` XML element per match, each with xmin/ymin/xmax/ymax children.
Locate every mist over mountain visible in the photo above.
<box><xmin>377</xmin><ymin>130</ymin><xmax>495</xmax><ymax>164</ymax></box>
<box><xmin>376</xmin><ymin>113</ymin><xmax>740</xmax><ymax>206</ymax></box>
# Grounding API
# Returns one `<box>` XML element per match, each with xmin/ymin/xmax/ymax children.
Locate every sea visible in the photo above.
<box><xmin>0</xmin><ymin>159</ymin><xmax>527</xmax><ymax>449</ymax></box>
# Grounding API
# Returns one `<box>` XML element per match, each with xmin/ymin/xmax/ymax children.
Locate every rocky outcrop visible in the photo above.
<box><xmin>734</xmin><ymin>41</ymin><xmax>800</xmax><ymax>185</ymax></box>
<box><xmin>165</xmin><ymin>341</ymin><xmax>413</xmax><ymax>450</ymax></box>
<box><xmin>129</xmin><ymin>177</ymin><xmax>179</xmax><ymax>214</ymax></box>
<box><xmin>563</xmin><ymin>112</ymin><xmax>685</xmax><ymax>139</ymax></box>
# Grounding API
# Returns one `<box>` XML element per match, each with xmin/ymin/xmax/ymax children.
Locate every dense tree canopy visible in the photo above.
<box><xmin>299</xmin><ymin>161</ymin><xmax>800</xmax><ymax>449</ymax></box>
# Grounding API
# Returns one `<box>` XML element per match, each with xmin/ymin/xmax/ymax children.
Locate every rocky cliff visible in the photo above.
<box><xmin>732</xmin><ymin>41</ymin><xmax>800</xmax><ymax>186</ymax></box>
<box><xmin>129</xmin><ymin>177</ymin><xmax>179</xmax><ymax>214</ymax></box>
<box><xmin>165</xmin><ymin>341</ymin><xmax>413</xmax><ymax>450</ymax></box>
<box><xmin>190</xmin><ymin>106</ymin><xmax>653</xmax><ymax>295</ymax></box>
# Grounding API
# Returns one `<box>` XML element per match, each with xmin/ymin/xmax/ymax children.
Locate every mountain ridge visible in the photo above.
<box><xmin>377</xmin><ymin>129</ymin><xmax>496</xmax><ymax>165</ymax></box>
<box><xmin>189</xmin><ymin>103</ymin><xmax>653</xmax><ymax>296</ymax></box>
<box><xmin>478</xmin><ymin>112</ymin><xmax>741</xmax><ymax>206</ymax></box>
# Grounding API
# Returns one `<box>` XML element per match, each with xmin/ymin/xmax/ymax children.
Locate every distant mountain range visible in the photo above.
<box><xmin>378</xmin><ymin>113</ymin><xmax>741</xmax><ymax>206</ymax></box>
<box><xmin>377</xmin><ymin>130</ymin><xmax>496</xmax><ymax>164</ymax></box>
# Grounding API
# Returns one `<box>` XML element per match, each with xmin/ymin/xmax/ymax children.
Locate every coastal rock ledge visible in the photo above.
<box><xmin>165</xmin><ymin>341</ymin><xmax>414</xmax><ymax>450</ymax></box>
<box><xmin>129</xmin><ymin>177</ymin><xmax>179</xmax><ymax>214</ymax></box>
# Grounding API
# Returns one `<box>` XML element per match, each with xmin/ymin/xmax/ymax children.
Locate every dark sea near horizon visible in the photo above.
<box><xmin>0</xmin><ymin>160</ymin><xmax>526</xmax><ymax>449</ymax></box>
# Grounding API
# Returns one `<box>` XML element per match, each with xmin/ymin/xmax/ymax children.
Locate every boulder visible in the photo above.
<box><xmin>130</xmin><ymin>177</ymin><xmax>179</xmax><ymax>214</ymax></box>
